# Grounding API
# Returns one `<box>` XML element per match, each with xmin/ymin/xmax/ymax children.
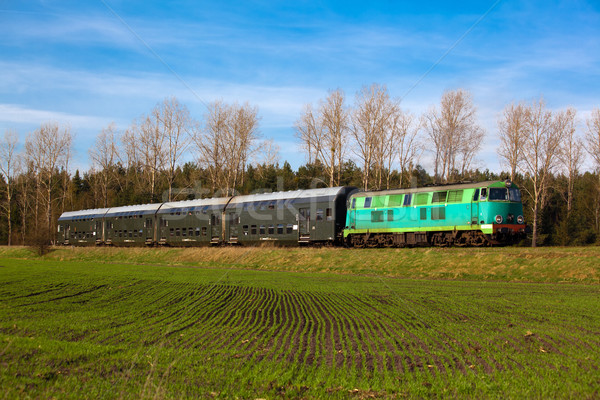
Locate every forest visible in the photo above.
<box><xmin>1</xmin><ymin>85</ymin><xmax>599</xmax><ymax>247</ymax></box>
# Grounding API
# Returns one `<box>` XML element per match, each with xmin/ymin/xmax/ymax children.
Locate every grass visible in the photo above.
<box><xmin>2</xmin><ymin>245</ymin><xmax>599</xmax><ymax>283</ymax></box>
<box><xmin>0</xmin><ymin>246</ymin><xmax>599</xmax><ymax>398</ymax></box>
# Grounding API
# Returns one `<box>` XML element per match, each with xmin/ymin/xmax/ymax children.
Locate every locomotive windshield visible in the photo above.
<box><xmin>509</xmin><ymin>187</ymin><xmax>521</xmax><ymax>202</ymax></box>
<box><xmin>488</xmin><ymin>187</ymin><xmax>522</xmax><ymax>202</ymax></box>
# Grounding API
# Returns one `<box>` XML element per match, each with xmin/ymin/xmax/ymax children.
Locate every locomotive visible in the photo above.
<box><xmin>57</xmin><ymin>180</ymin><xmax>527</xmax><ymax>247</ymax></box>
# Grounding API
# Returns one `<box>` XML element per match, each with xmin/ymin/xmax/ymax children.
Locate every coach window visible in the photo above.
<box><xmin>182</xmin><ymin>228</ymin><xmax>187</xmax><ymax>237</ymax></box>
<box><xmin>176</xmin><ymin>228</ymin><xmax>180</xmax><ymax>236</ymax></box>
<box><xmin>316</xmin><ymin>209</ymin><xmax>324</xmax><ymax>221</ymax></box>
<box><xmin>201</xmin><ymin>227</ymin><xmax>207</xmax><ymax>236</ymax></box>
<box><xmin>243</xmin><ymin>225</ymin><xmax>249</xmax><ymax>235</ymax></box>
<box><xmin>277</xmin><ymin>224</ymin><xmax>284</xmax><ymax>234</ymax></box>
<box><xmin>170</xmin><ymin>228</ymin><xmax>174</xmax><ymax>236</ymax></box>
<box><xmin>195</xmin><ymin>228</ymin><xmax>200</xmax><ymax>236</ymax></box>
<box><xmin>286</xmin><ymin>224</ymin><xmax>293</xmax><ymax>234</ymax></box>
<box><xmin>251</xmin><ymin>225</ymin><xmax>257</xmax><ymax>235</ymax></box>
<box><xmin>364</xmin><ymin>197</ymin><xmax>372</xmax><ymax>208</ymax></box>
<box><xmin>268</xmin><ymin>225</ymin><xmax>275</xmax><ymax>234</ymax></box>
<box><xmin>326</xmin><ymin>208</ymin><xmax>333</xmax><ymax>221</ymax></box>
<box><xmin>259</xmin><ymin>225</ymin><xmax>266</xmax><ymax>234</ymax></box>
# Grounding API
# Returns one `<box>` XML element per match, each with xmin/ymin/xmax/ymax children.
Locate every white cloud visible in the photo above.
<box><xmin>0</xmin><ymin>104</ymin><xmax>109</xmax><ymax>128</ymax></box>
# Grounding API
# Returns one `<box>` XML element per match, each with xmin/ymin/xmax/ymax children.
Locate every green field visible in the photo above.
<box><xmin>1</xmin><ymin>246</ymin><xmax>599</xmax><ymax>399</ymax></box>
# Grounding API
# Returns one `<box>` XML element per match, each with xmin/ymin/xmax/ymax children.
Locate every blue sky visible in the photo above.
<box><xmin>1</xmin><ymin>0</ymin><xmax>599</xmax><ymax>173</ymax></box>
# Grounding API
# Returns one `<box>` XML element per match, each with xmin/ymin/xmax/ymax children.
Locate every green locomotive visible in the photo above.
<box><xmin>343</xmin><ymin>180</ymin><xmax>527</xmax><ymax>247</ymax></box>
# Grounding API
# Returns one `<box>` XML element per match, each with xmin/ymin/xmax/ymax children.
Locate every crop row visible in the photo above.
<box><xmin>1</xmin><ymin>259</ymin><xmax>599</xmax><ymax>398</ymax></box>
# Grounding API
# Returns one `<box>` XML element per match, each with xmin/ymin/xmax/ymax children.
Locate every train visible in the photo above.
<box><xmin>57</xmin><ymin>180</ymin><xmax>527</xmax><ymax>247</ymax></box>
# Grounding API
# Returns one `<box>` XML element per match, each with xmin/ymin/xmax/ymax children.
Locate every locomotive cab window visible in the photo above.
<box><xmin>364</xmin><ymin>197</ymin><xmax>372</xmax><ymax>208</ymax></box>
<box><xmin>489</xmin><ymin>188</ymin><xmax>509</xmax><ymax>201</ymax></box>
<box><xmin>480</xmin><ymin>188</ymin><xmax>488</xmax><ymax>200</ymax></box>
<box><xmin>509</xmin><ymin>188</ymin><xmax>521</xmax><ymax>202</ymax></box>
<box><xmin>403</xmin><ymin>194</ymin><xmax>412</xmax><ymax>206</ymax></box>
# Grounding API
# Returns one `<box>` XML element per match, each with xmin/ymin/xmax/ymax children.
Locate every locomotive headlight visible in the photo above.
<box><xmin>517</xmin><ymin>215</ymin><xmax>524</xmax><ymax>224</ymax></box>
<box><xmin>495</xmin><ymin>215</ymin><xmax>503</xmax><ymax>224</ymax></box>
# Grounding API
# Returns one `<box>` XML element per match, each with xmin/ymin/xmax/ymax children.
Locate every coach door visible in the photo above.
<box><xmin>95</xmin><ymin>220</ymin><xmax>102</xmax><ymax>243</ymax></box>
<box><xmin>145</xmin><ymin>218</ymin><xmax>154</xmax><ymax>242</ymax></box>
<box><xmin>228</xmin><ymin>212</ymin><xmax>239</xmax><ymax>243</ymax></box>
<box><xmin>298</xmin><ymin>208</ymin><xmax>310</xmax><ymax>240</ymax></box>
<box><xmin>65</xmin><ymin>224</ymin><xmax>71</xmax><ymax>243</ymax></box>
<box><xmin>210</xmin><ymin>213</ymin><xmax>220</xmax><ymax>243</ymax></box>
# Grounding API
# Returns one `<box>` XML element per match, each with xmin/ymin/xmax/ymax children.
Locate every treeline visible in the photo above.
<box><xmin>1</xmin><ymin>87</ymin><xmax>599</xmax><ymax>247</ymax></box>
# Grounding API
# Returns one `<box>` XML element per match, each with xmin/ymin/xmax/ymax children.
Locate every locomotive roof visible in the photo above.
<box><xmin>352</xmin><ymin>181</ymin><xmax>515</xmax><ymax>198</ymax></box>
<box><xmin>228</xmin><ymin>186</ymin><xmax>351</xmax><ymax>204</ymax></box>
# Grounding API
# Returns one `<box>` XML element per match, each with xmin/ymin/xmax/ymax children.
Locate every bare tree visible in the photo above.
<box><xmin>295</xmin><ymin>103</ymin><xmax>323</xmax><ymax>166</ymax></box>
<box><xmin>153</xmin><ymin>97</ymin><xmax>193</xmax><ymax>201</ymax></box>
<box><xmin>498</xmin><ymin>102</ymin><xmax>527</xmax><ymax>182</ymax></box>
<box><xmin>557</xmin><ymin>108</ymin><xmax>582</xmax><ymax>216</ymax></box>
<box><xmin>125</xmin><ymin>107</ymin><xmax>171</xmax><ymax>201</ymax></box>
<box><xmin>0</xmin><ymin>130</ymin><xmax>20</xmax><ymax>245</ymax></box>
<box><xmin>25</xmin><ymin>122</ymin><xmax>72</xmax><ymax>236</ymax></box>
<box><xmin>423</xmin><ymin>89</ymin><xmax>484</xmax><ymax>183</ymax></box>
<box><xmin>226</xmin><ymin>102</ymin><xmax>260</xmax><ymax>191</ymax></box>
<box><xmin>351</xmin><ymin>84</ymin><xmax>393</xmax><ymax>190</ymax></box>
<box><xmin>194</xmin><ymin>100</ymin><xmax>260</xmax><ymax>194</ymax></box>
<box><xmin>320</xmin><ymin>89</ymin><xmax>349</xmax><ymax>186</ymax></box>
<box><xmin>520</xmin><ymin>98</ymin><xmax>565</xmax><ymax>247</ymax></box>
<box><xmin>372</xmin><ymin>98</ymin><xmax>400</xmax><ymax>190</ymax></box>
<box><xmin>195</xmin><ymin>100</ymin><xmax>228</xmax><ymax>193</ymax></box>
<box><xmin>89</xmin><ymin>123</ymin><xmax>119</xmax><ymax>207</ymax></box>
<box><xmin>585</xmin><ymin>108</ymin><xmax>600</xmax><ymax>232</ymax></box>
<box><xmin>393</xmin><ymin>110</ymin><xmax>421</xmax><ymax>188</ymax></box>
